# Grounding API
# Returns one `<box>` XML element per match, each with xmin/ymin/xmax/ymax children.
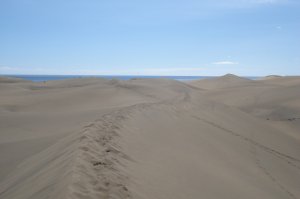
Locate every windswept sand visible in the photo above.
<box><xmin>0</xmin><ymin>75</ymin><xmax>299</xmax><ymax>199</ymax></box>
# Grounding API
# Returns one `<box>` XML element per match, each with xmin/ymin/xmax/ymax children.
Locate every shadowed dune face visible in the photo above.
<box><xmin>0</xmin><ymin>75</ymin><xmax>300</xmax><ymax>199</ymax></box>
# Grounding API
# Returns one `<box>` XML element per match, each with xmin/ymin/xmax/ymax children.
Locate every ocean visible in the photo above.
<box><xmin>1</xmin><ymin>75</ymin><xmax>260</xmax><ymax>82</ymax></box>
<box><xmin>2</xmin><ymin>75</ymin><xmax>212</xmax><ymax>82</ymax></box>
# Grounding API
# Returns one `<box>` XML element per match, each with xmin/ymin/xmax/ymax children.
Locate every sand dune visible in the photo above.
<box><xmin>189</xmin><ymin>74</ymin><xmax>255</xmax><ymax>90</ymax></box>
<box><xmin>190</xmin><ymin>75</ymin><xmax>300</xmax><ymax>141</ymax></box>
<box><xmin>0</xmin><ymin>75</ymin><xmax>299</xmax><ymax>199</ymax></box>
<box><xmin>260</xmin><ymin>76</ymin><xmax>300</xmax><ymax>86</ymax></box>
<box><xmin>0</xmin><ymin>77</ymin><xmax>30</xmax><ymax>84</ymax></box>
<box><xmin>260</xmin><ymin>75</ymin><xmax>282</xmax><ymax>80</ymax></box>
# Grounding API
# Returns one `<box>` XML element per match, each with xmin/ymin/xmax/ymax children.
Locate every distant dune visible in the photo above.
<box><xmin>261</xmin><ymin>75</ymin><xmax>282</xmax><ymax>80</ymax></box>
<box><xmin>0</xmin><ymin>75</ymin><xmax>299</xmax><ymax>199</ymax></box>
<box><xmin>189</xmin><ymin>73</ymin><xmax>255</xmax><ymax>89</ymax></box>
<box><xmin>260</xmin><ymin>75</ymin><xmax>300</xmax><ymax>86</ymax></box>
<box><xmin>0</xmin><ymin>76</ymin><xmax>30</xmax><ymax>83</ymax></box>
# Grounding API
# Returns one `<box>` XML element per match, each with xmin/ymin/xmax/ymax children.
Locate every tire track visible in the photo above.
<box><xmin>191</xmin><ymin>115</ymin><xmax>299</xmax><ymax>199</ymax></box>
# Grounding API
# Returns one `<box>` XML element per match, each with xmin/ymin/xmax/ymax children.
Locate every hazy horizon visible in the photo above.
<box><xmin>0</xmin><ymin>72</ymin><xmax>292</xmax><ymax>77</ymax></box>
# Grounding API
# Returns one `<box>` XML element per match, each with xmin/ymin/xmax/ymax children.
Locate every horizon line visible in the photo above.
<box><xmin>0</xmin><ymin>73</ymin><xmax>268</xmax><ymax>77</ymax></box>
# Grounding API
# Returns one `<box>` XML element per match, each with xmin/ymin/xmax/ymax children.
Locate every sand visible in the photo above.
<box><xmin>0</xmin><ymin>75</ymin><xmax>299</xmax><ymax>199</ymax></box>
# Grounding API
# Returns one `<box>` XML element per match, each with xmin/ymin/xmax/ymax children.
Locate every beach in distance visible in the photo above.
<box><xmin>0</xmin><ymin>74</ymin><xmax>299</xmax><ymax>199</ymax></box>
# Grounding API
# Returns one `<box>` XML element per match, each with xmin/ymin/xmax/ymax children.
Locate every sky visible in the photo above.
<box><xmin>0</xmin><ymin>0</ymin><xmax>299</xmax><ymax>76</ymax></box>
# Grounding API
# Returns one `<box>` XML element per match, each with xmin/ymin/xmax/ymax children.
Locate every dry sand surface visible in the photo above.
<box><xmin>0</xmin><ymin>75</ymin><xmax>299</xmax><ymax>199</ymax></box>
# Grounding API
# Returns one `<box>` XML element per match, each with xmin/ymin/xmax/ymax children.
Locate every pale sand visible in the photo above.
<box><xmin>0</xmin><ymin>75</ymin><xmax>299</xmax><ymax>199</ymax></box>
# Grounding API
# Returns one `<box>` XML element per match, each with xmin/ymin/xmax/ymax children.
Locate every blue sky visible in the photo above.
<box><xmin>0</xmin><ymin>0</ymin><xmax>299</xmax><ymax>76</ymax></box>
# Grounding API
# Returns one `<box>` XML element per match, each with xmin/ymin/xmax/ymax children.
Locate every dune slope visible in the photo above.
<box><xmin>0</xmin><ymin>76</ymin><xmax>299</xmax><ymax>199</ymax></box>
